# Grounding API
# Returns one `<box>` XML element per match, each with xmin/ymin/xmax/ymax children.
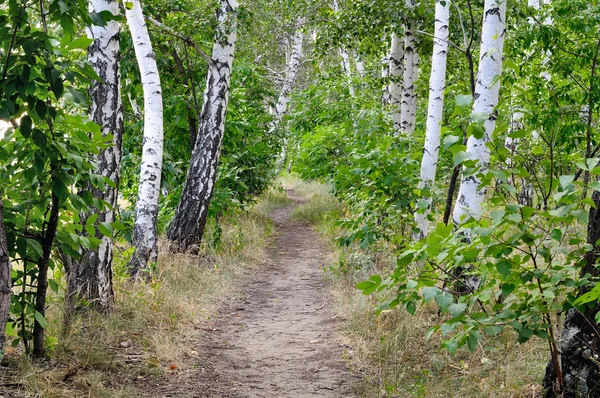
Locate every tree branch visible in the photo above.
<box><xmin>145</xmin><ymin>16</ymin><xmax>214</xmax><ymax>67</ymax></box>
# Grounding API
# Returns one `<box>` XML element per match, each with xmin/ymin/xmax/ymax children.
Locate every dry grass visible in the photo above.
<box><xmin>290</xmin><ymin>177</ymin><xmax>548</xmax><ymax>398</ymax></box>
<box><xmin>0</xmin><ymin>190</ymin><xmax>283</xmax><ymax>397</ymax></box>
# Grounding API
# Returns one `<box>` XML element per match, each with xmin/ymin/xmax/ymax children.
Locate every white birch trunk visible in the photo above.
<box><xmin>67</xmin><ymin>0</ymin><xmax>123</xmax><ymax>305</ymax></box>
<box><xmin>356</xmin><ymin>58</ymin><xmax>366</xmax><ymax>77</ymax></box>
<box><xmin>125</xmin><ymin>0</ymin><xmax>164</xmax><ymax>276</ymax></box>
<box><xmin>388</xmin><ymin>34</ymin><xmax>404</xmax><ymax>132</ymax></box>
<box><xmin>382</xmin><ymin>53</ymin><xmax>391</xmax><ymax>105</ymax></box>
<box><xmin>275</xmin><ymin>24</ymin><xmax>305</xmax><ymax>171</ymax></box>
<box><xmin>332</xmin><ymin>0</ymin><xmax>355</xmax><ymax>97</ymax></box>
<box><xmin>452</xmin><ymin>0</ymin><xmax>507</xmax><ymax>226</ymax></box>
<box><xmin>167</xmin><ymin>0</ymin><xmax>239</xmax><ymax>250</ymax></box>
<box><xmin>414</xmin><ymin>0</ymin><xmax>451</xmax><ymax>238</ymax></box>
<box><xmin>401</xmin><ymin>0</ymin><xmax>418</xmax><ymax>136</ymax></box>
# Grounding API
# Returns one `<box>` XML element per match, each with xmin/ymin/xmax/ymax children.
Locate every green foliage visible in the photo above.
<box><xmin>0</xmin><ymin>0</ymin><xmax>113</xmax><ymax>353</ymax></box>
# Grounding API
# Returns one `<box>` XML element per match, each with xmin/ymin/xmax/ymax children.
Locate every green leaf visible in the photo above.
<box><xmin>422</xmin><ymin>286</ymin><xmax>441</xmax><ymax>302</ymax></box>
<box><xmin>455</xmin><ymin>94</ymin><xmax>472</xmax><ymax>110</ymax></box>
<box><xmin>435</xmin><ymin>293</ymin><xmax>454</xmax><ymax>311</ymax></box>
<box><xmin>98</xmin><ymin>222</ymin><xmax>113</xmax><ymax>238</ymax></box>
<box><xmin>496</xmin><ymin>260</ymin><xmax>512</xmax><ymax>278</ymax></box>
<box><xmin>66</xmin><ymin>37</ymin><xmax>94</xmax><ymax>51</ymax></box>
<box><xmin>406</xmin><ymin>301</ymin><xmax>416</xmax><ymax>315</ymax></box>
<box><xmin>448</xmin><ymin>303</ymin><xmax>467</xmax><ymax>318</ymax></box>
<box><xmin>443</xmin><ymin>135</ymin><xmax>460</xmax><ymax>150</ymax></box>
<box><xmin>34</xmin><ymin>311</ymin><xmax>48</xmax><ymax>329</ymax></box>
<box><xmin>467</xmin><ymin>333</ymin><xmax>478</xmax><ymax>352</ymax></box>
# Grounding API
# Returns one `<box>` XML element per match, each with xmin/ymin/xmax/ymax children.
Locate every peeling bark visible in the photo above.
<box><xmin>0</xmin><ymin>197</ymin><xmax>11</xmax><ymax>359</ymax></box>
<box><xmin>414</xmin><ymin>0</ymin><xmax>451</xmax><ymax>238</ymax></box>
<box><xmin>451</xmin><ymin>0</ymin><xmax>506</xmax><ymax>227</ymax></box>
<box><xmin>125</xmin><ymin>0</ymin><xmax>164</xmax><ymax>277</ymax></box>
<box><xmin>67</xmin><ymin>0</ymin><xmax>123</xmax><ymax>310</ymax></box>
<box><xmin>167</xmin><ymin>0</ymin><xmax>238</xmax><ymax>250</ymax></box>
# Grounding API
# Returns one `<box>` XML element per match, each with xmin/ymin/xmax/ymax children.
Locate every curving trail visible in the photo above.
<box><xmin>193</xmin><ymin>191</ymin><xmax>357</xmax><ymax>397</ymax></box>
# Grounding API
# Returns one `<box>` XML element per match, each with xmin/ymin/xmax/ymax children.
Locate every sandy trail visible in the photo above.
<box><xmin>191</xmin><ymin>191</ymin><xmax>356</xmax><ymax>397</ymax></box>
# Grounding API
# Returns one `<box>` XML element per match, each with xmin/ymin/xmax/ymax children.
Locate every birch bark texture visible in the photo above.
<box><xmin>67</xmin><ymin>0</ymin><xmax>123</xmax><ymax>308</ymax></box>
<box><xmin>125</xmin><ymin>0</ymin><xmax>164</xmax><ymax>276</ymax></box>
<box><xmin>414</xmin><ymin>0</ymin><xmax>451</xmax><ymax>238</ymax></box>
<box><xmin>275</xmin><ymin>23</ymin><xmax>305</xmax><ymax>171</ymax></box>
<box><xmin>167</xmin><ymin>0</ymin><xmax>238</xmax><ymax>250</ymax></box>
<box><xmin>400</xmin><ymin>0</ymin><xmax>418</xmax><ymax>136</ymax></box>
<box><xmin>332</xmin><ymin>0</ymin><xmax>355</xmax><ymax>97</ymax></box>
<box><xmin>381</xmin><ymin>53</ymin><xmax>391</xmax><ymax>105</ymax></box>
<box><xmin>0</xmin><ymin>198</ymin><xmax>11</xmax><ymax>358</ymax></box>
<box><xmin>451</xmin><ymin>0</ymin><xmax>507</xmax><ymax>226</ymax></box>
<box><xmin>388</xmin><ymin>34</ymin><xmax>404</xmax><ymax>133</ymax></box>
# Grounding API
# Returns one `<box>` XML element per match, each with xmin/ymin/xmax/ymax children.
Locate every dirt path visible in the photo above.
<box><xmin>189</xmin><ymin>191</ymin><xmax>357</xmax><ymax>397</ymax></box>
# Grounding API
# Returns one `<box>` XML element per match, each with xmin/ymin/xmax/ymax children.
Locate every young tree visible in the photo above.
<box><xmin>67</xmin><ymin>0</ymin><xmax>123</xmax><ymax>309</ymax></box>
<box><xmin>125</xmin><ymin>0</ymin><xmax>164</xmax><ymax>276</ymax></box>
<box><xmin>332</xmin><ymin>0</ymin><xmax>355</xmax><ymax>97</ymax></box>
<box><xmin>452</xmin><ymin>0</ymin><xmax>507</xmax><ymax>227</ymax></box>
<box><xmin>275</xmin><ymin>21</ymin><xmax>305</xmax><ymax>171</ymax></box>
<box><xmin>0</xmin><ymin>198</ymin><xmax>10</xmax><ymax>358</ymax></box>
<box><xmin>414</xmin><ymin>0</ymin><xmax>451</xmax><ymax>238</ymax></box>
<box><xmin>167</xmin><ymin>0</ymin><xmax>239</xmax><ymax>250</ymax></box>
<box><xmin>388</xmin><ymin>34</ymin><xmax>404</xmax><ymax>133</ymax></box>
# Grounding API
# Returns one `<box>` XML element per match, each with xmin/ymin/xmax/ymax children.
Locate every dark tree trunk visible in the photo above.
<box><xmin>167</xmin><ymin>0</ymin><xmax>238</xmax><ymax>251</ymax></box>
<box><xmin>33</xmin><ymin>194</ymin><xmax>59</xmax><ymax>358</ymax></box>
<box><xmin>0</xmin><ymin>197</ymin><xmax>12</xmax><ymax>358</ymax></box>
<box><xmin>66</xmin><ymin>1</ymin><xmax>123</xmax><ymax>311</ymax></box>
<box><xmin>544</xmin><ymin>190</ymin><xmax>600</xmax><ymax>397</ymax></box>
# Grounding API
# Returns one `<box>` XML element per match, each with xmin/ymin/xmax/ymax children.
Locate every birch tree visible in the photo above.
<box><xmin>167</xmin><ymin>0</ymin><xmax>239</xmax><ymax>250</ymax></box>
<box><xmin>414</xmin><ymin>0</ymin><xmax>450</xmax><ymax>238</ymax></box>
<box><xmin>67</xmin><ymin>0</ymin><xmax>123</xmax><ymax>308</ymax></box>
<box><xmin>125</xmin><ymin>0</ymin><xmax>164</xmax><ymax>276</ymax></box>
<box><xmin>388</xmin><ymin>34</ymin><xmax>404</xmax><ymax>133</ymax></box>
<box><xmin>332</xmin><ymin>0</ymin><xmax>355</xmax><ymax>97</ymax></box>
<box><xmin>275</xmin><ymin>22</ymin><xmax>305</xmax><ymax>171</ymax></box>
<box><xmin>400</xmin><ymin>0</ymin><xmax>418</xmax><ymax>136</ymax></box>
<box><xmin>452</xmin><ymin>0</ymin><xmax>507</xmax><ymax>227</ymax></box>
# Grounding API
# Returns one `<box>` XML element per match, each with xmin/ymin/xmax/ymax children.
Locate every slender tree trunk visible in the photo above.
<box><xmin>414</xmin><ymin>0</ymin><xmax>451</xmax><ymax>238</ymax></box>
<box><xmin>67</xmin><ymin>0</ymin><xmax>122</xmax><ymax>310</ymax></box>
<box><xmin>332</xmin><ymin>0</ymin><xmax>355</xmax><ymax>97</ymax></box>
<box><xmin>33</xmin><ymin>194</ymin><xmax>59</xmax><ymax>358</ymax></box>
<box><xmin>275</xmin><ymin>22</ymin><xmax>305</xmax><ymax>172</ymax></box>
<box><xmin>451</xmin><ymin>0</ymin><xmax>506</xmax><ymax>227</ymax></box>
<box><xmin>125</xmin><ymin>0</ymin><xmax>164</xmax><ymax>277</ymax></box>
<box><xmin>0</xmin><ymin>197</ymin><xmax>11</xmax><ymax>359</ymax></box>
<box><xmin>167</xmin><ymin>0</ymin><xmax>239</xmax><ymax>251</ymax></box>
<box><xmin>382</xmin><ymin>52</ymin><xmax>391</xmax><ymax>105</ymax></box>
<box><xmin>544</xmin><ymin>190</ymin><xmax>600</xmax><ymax>397</ymax></box>
<box><xmin>400</xmin><ymin>0</ymin><xmax>418</xmax><ymax>136</ymax></box>
<box><xmin>388</xmin><ymin>34</ymin><xmax>404</xmax><ymax>133</ymax></box>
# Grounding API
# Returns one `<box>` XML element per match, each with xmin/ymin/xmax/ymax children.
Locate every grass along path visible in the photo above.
<box><xmin>184</xmin><ymin>189</ymin><xmax>358</xmax><ymax>397</ymax></box>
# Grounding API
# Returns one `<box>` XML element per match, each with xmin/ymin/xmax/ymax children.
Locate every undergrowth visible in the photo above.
<box><xmin>0</xmin><ymin>187</ymin><xmax>289</xmax><ymax>397</ymax></box>
<box><xmin>288</xmin><ymin>175</ymin><xmax>547</xmax><ymax>398</ymax></box>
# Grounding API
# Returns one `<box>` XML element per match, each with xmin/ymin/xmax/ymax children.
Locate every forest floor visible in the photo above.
<box><xmin>149</xmin><ymin>189</ymin><xmax>358</xmax><ymax>397</ymax></box>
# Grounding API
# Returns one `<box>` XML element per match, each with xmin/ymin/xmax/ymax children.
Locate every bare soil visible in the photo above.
<box><xmin>158</xmin><ymin>192</ymin><xmax>357</xmax><ymax>397</ymax></box>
